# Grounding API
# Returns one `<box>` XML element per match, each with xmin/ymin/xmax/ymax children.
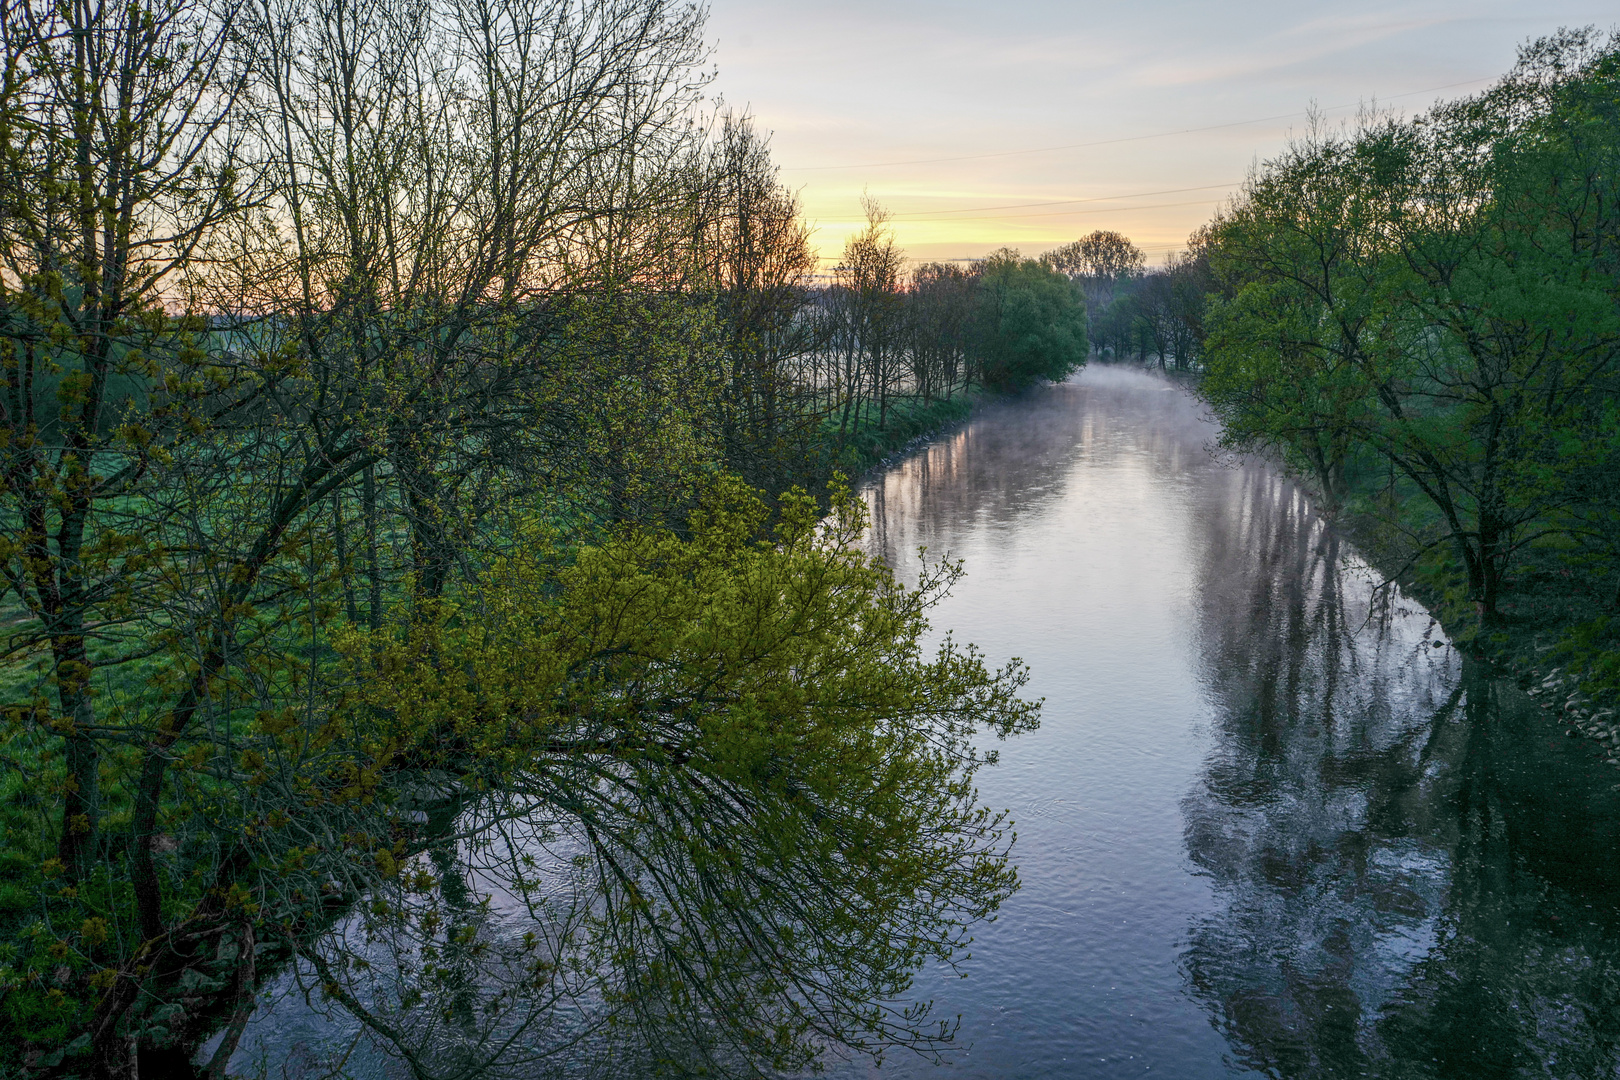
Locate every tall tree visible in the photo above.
<box><xmin>906</xmin><ymin>262</ymin><xmax>978</xmax><ymax>399</ymax></box>
<box><xmin>971</xmin><ymin>249</ymin><xmax>1088</xmax><ymax>390</ymax></box>
<box><xmin>1045</xmin><ymin>229</ymin><xmax>1145</xmax><ymax>317</ymax></box>
<box><xmin>682</xmin><ymin>111</ymin><xmax>822</xmax><ymax>494</ymax></box>
<box><xmin>829</xmin><ymin>197</ymin><xmax>906</xmax><ymax>442</ymax></box>
<box><xmin>1200</xmin><ymin>31</ymin><xmax>1620</xmax><ymax>616</ymax></box>
<box><xmin>0</xmin><ymin>2</ymin><xmax>1043</xmax><ymax>1076</ymax></box>
<box><xmin>0</xmin><ymin>0</ymin><xmax>251</xmax><ymax>884</ymax></box>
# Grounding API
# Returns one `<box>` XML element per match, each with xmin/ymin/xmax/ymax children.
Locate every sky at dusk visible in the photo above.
<box><xmin>703</xmin><ymin>0</ymin><xmax>1618</xmax><ymax>269</ymax></box>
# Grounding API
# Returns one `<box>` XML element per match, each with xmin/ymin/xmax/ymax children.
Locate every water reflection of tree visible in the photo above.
<box><xmin>1182</xmin><ymin>465</ymin><xmax>1620</xmax><ymax>1079</ymax></box>
<box><xmin>862</xmin><ymin>371</ymin><xmax>1224</xmax><ymax>572</ymax></box>
<box><xmin>862</xmin><ymin>385</ymin><xmax>1095</xmax><ymax>570</ymax></box>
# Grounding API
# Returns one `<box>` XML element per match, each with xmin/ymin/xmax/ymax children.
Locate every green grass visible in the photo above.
<box><xmin>821</xmin><ymin>391</ymin><xmax>979</xmax><ymax>479</ymax></box>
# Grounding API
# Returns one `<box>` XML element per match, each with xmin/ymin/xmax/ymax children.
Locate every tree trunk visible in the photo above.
<box><xmin>334</xmin><ymin>489</ymin><xmax>359</xmax><ymax>624</ymax></box>
<box><xmin>364</xmin><ymin>463</ymin><xmax>382</xmax><ymax>629</ymax></box>
<box><xmin>55</xmin><ymin>630</ymin><xmax>101</xmax><ymax>880</ymax></box>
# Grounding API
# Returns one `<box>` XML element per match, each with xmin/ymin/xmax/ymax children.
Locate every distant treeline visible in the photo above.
<box><xmin>729</xmin><ymin>197</ymin><xmax>1089</xmax><ymax>492</ymax></box>
<box><xmin>1042</xmin><ymin>230</ymin><xmax>1209</xmax><ymax>370</ymax></box>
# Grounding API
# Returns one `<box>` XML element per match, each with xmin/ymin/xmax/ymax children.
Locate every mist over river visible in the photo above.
<box><xmin>832</xmin><ymin>365</ymin><xmax>1620</xmax><ymax>1079</ymax></box>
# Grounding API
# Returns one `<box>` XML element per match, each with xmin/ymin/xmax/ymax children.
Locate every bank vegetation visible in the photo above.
<box><xmin>1187</xmin><ymin>30</ymin><xmax>1620</xmax><ymax>741</ymax></box>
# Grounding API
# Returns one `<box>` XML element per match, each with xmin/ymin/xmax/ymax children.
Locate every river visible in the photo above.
<box><xmin>231</xmin><ymin>364</ymin><xmax>1620</xmax><ymax>1079</ymax></box>
<box><xmin>833</xmin><ymin>365</ymin><xmax>1620</xmax><ymax>1079</ymax></box>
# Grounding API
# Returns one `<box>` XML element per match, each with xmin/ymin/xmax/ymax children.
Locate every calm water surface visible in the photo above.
<box><xmin>833</xmin><ymin>366</ymin><xmax>1620</xmax><ymax>1079</ymax></box>
<box><xmin>236</xmin><ymin>365</ymin><xmax>1620</xmax><ymax>1079</ymax></box>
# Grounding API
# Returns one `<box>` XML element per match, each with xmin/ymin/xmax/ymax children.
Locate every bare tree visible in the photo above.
<box><xmin>0</xmin><ymin>0</ymin><xmax>724</xmax><ymax>1072</ymax></box>
<box><xmin>681</xmin><ymin>111</ymin><xmax>822</xmax><ymax>492</ymax></box>
<box><xmin>906</xmin><ymin>262</ymin><xmax>977</xmax><ymax>399</ymax></box>
<box><xmin>0</xmin><ymin>0</ymin><xmax>252</xmax><ymax>884</ymax></box>
<box><xmin>0</xmin><ymin>3</ymin><xmax>1047</xmax><ymax>1077</ymax></box>
<box><xmin>1044</xmin><ymin>229</ymin><xmax>1145</xmax><ymax>330</ymax></box>
<box><xmin>829</xmin><ymin>196</ymin><xmax>905</xmax><ymax>443</ymax></box>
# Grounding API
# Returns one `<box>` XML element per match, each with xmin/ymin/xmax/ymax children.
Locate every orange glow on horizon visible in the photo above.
<box><xmin>796</xmin><ymin>187</ymin><xmax>1230</xmax><ymax>271</ymax></box>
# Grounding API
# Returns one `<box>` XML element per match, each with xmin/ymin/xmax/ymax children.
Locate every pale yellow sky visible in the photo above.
<box><xmin>704</xmin><ymin>1</ymin><xmax>1616</xmax><ymax>269</ymax></box>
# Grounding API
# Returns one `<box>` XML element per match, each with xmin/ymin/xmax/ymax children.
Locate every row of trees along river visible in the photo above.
<box><xmin>1042</xmin><ymin>29</ymin><xmax>1620</xmax><ymax>758</ymax></box>
<box><xmin>3</xmin><ymin>0</ymin><xmax>1618</xmax><ymax>1069</ymax></box>
<box><xmin>1197</xmin><ymin>30</ymin><xmax>1620</xmax><ymax>733</ymax></box>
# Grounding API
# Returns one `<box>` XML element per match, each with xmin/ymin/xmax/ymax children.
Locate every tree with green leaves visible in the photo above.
<box><xmin>0</xmin><ymin>0</ymin><xmax>1043</xmax><ymax>1074</ymax></box>
<box><xmin>0</xmin><ymin>0</ymin><xmax>253</xmax><ymax>890</ymax></box>
<box><xmin>1199</xmin><ymin>122</ymin><xmax>1391</xmax><ymax>511</ymax></box>
<box><xmin>971</xmin><ymin>250</ymin><xmax>1088</xmax><ymax>390</ymax></box>
<box><xmin>289</xmin><ymin>479</ymin><xmax>1039</xmax><ymax>1078</ymax></box>
<box><xmin>1200</xmin><ymin>30</ymin><xmax>1620</xmax><ymax>616</ymax></box>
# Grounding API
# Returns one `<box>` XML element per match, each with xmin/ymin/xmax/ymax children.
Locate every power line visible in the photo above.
<box><xmin>897</xmin><ymin>197</ymin><xmax>1224</xmax><ymax>224</ymax></box>
<box><xmin>813</xmin><ymin>239</ymin><xmax>1202</xmax><ymax>264</ymax></box>
<box><xmin>886</xmin><ymin>181</ymin><xmax>1241</xmax><ymax>219</ymax></box>
<box><xmin>814</xmin><ymin>193</ymin><xmax>1227</xmax><ymax>234</ymax></box>
<box><xmin>782</xmin><ymin>76</ymin><xmax>1492</xmax><ymax>173</ymax></box>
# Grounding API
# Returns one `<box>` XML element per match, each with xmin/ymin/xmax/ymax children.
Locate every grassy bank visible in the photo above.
<box><xmin>821</xmin><ymin>390</ymin><xmax>980</xmax><ymax>480</ymax></box>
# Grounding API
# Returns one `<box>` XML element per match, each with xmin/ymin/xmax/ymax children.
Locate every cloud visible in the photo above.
<box><xmin>704</xmin><ymin>0</ymin><xmax>1605</xmax><ymax>263</ymax></box>
<box><xmin>1132</xmin><ymin>12</ymin><xmax>1462</xmax><ymax>87</ymax></box>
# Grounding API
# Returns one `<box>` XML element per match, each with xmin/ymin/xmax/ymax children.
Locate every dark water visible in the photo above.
<box><xmin>835</xmin><ymin>366</ymin><xmax>1620</xmax><ymax>1079</ymax></box>
<box><xmin>232</xmin><ymin>365</ymin><xmax>1620</xmax><ymax>1079</ymax></box>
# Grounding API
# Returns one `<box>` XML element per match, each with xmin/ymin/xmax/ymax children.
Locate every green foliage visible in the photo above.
<box><xmin>825</xmin><ymin>391</ymin><xmax>977</xmax><ymax>476</ymax></box>
<box><xmin>815</xmin><ymin>222</ymin><xmax>1090</xmax><ymax>468</ymax></box>
<box><xmin>970</xmin><ymin>251</ymin><xmax>1088</xmax><ymax>390</ymax></box>
<box><xmin>1199</xmin><ymin>129</ymin><xmax>1391</xmax><ymax>511</ymax></box>
<box><xmin>317</xmin><ymin>478</ymin><xmax>1039</xmax><ymax>1074</ymax></box>
<box><xmin>0</xmin><ymin>0</ymin><xmax>1041</xmax><ymax>1072</ymax></box>
<box><xmin>1199</xmin><ymin>29</ymin><xmax>1620</xmax><ymax>622</ymax></box>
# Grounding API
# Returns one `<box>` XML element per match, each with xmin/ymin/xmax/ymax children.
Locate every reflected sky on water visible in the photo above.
<box><xmin>839</xmin><ymin>365</ymin><xmax>1620</xmax><ymax>1079</ymax></box>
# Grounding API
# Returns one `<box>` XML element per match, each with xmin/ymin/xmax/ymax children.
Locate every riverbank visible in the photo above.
<box><xmin>1185</xmin><ymin>399</ymin><xmax>1620</xmax><ymax>778</ymax></box>
<box><xmin>838</xmin><ymin>364</ymin><xmax>1620</xmax><ymax>1078</ymax></box>
<box><xmin>1131</xmin><ymin>358</ymin><xmax>1620</xmax><ymax>775</ymax></box>
<box><xmin>822</xmin><ymin>390</ymin><xmax>980</xmax><ymax>482</ymax></box>
<box><xmin>1338</xmin><ymin>510</ymin><xmax>1620</xmax><ymax>775</ymax></box>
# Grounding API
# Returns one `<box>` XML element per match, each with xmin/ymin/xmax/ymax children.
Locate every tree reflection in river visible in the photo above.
<box><xmin>232</xmin><ymin>366</ymin><xmax>1620</xmax><ymax>1078</ymax></box>
<box><xmin>1183</xmin><ymin>461</ymin><xmax>1620</xmax><ymax>1079</ymax></box>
